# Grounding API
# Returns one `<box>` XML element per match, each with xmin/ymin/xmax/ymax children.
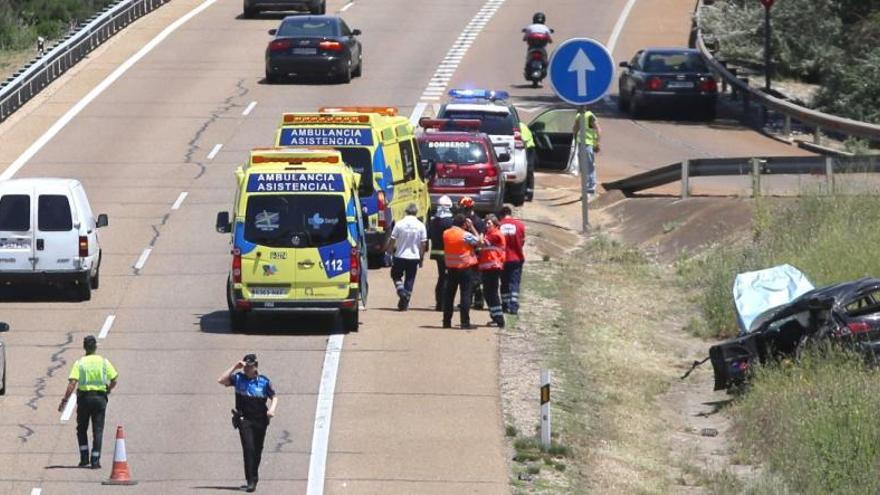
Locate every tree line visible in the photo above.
<box><xmin>701</xmin><ymin>0</ymin><xmax>880</xmax><ymax>124</ymax></box>
<box><xmin>0</xmin><ymin>0</ymin><xmax>116</xmax><ymax>52</ymax></box>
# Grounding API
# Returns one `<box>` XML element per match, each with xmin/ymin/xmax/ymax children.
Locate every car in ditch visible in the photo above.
<box><xmin>710</xmin><ymin>277</ymin><xmax>880</xmax><ymax>390</ymax></box>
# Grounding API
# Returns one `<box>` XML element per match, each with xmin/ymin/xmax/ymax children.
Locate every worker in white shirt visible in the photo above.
<box><xmin>385</xmin><ymin>203</ymin><xmax>428</xmax><ymax>311</ymax></box>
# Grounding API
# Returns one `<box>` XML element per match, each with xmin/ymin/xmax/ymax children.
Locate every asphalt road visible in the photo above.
<box><xmin>0</xmin><ymin>0</ymin><xmax>813</xmax><ymax>493</ymax></box>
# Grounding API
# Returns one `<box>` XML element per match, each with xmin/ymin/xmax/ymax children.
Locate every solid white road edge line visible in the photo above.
<box><xmin>409</xmin><ymin>102</ymin><xmax>428</xmax><ymax>126</ymax></box>
<box><xmin>0</xmin><ymin>0</ymin><xmax>220</xmax><ymax>181</ymax></box>
<box><xmin>60</xmin><ymin>394</ymin><xmax>77</xmax><ymax>422</ymax></box>
<box><xmin>207</xmin><ymin>143</ymin><xmax>223</xmax><ymax>160</ymax></box>
<box><xmin>242</xmin><ymin>100</ymin><xmax>258</xmax><ymax>116</ymax></box>
<box><xmin>30</xmin><ymin>488</ymin><xmax>41</xmax><ymax>495</ymax></box>
<box><xmin>339</xmin><ymin>1</ymin><xmax>354</xmax><ymax>12</ymax></box>
<box><xmin>171</xmin><ymin>191</ymin><xmax>189</xmax><ymax>210</ymax></box>
<box><xmin>97</xmin><ymin>314</ymin><xmax>117</xmax><ymax>340</ymax></box>
<box><xmin>305</xmin><ymin>333</ymin><xmax>344</xmax><ymax>495</ymax></box>
<box><xmin>134</xmin><ymin>248</ymin><xmax>152</xmax><ymax>271</ymax></box>
<box><xmin>604</xmin><ymin>0</ymin><xmax>638</xmax><ymax>104</ymax></box>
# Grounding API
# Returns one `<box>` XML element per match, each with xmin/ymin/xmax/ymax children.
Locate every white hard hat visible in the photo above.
<box><xmin>438</xmin><ymin>195</ymin><xmax>453</xmax><ymax>208</ymax></box>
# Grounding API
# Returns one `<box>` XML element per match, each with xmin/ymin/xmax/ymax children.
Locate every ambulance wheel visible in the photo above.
<box><xmin>0</xmin><ymin>361</ymin><xmax>5</xmax><ymax>396</ymax></box>
<box><xmin>243</xmin><ymin>6</ymin><xmax>258</xmax><ymax>18</ymax></box>
<box><xmin>77</xmin><ymin>273</ymin><xmax>91</xmax><ymax>302</ymax></box>
<box><xmin>226</xmin><ymin>278</ymin><xmax>247</xmax><ymax>331</ymax></box>
<box><xmin>342</xmin><ymin>308</ymin><xmax>359</xmax><ymax>332</ymax></box>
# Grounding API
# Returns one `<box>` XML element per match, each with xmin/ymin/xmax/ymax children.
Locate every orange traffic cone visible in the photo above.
<box><xmin>102</xmin><ymin>425</ymin><xmax>138</xmax><ymax>486</ymax></box>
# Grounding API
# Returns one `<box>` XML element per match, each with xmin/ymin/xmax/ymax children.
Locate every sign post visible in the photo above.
<box><xmin>548</xmin><ymin>38</ymin><xmax>614</xmax><ymax>232</ymax></box>
<box><xmin>540</xmin><ymin>370</ymin><xmax>551</xmax><ymax>448</ymax></box>
<box><xmin>760</xmin><ymin>0</ymin><xmax>774</xmax><ymax>92</ymax></box>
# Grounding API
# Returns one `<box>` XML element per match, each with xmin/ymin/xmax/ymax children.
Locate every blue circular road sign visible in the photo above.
<box><xmin>548</xmin><ymin>38</ymin><xmax>615</xmax><ymax>106</ymax></box>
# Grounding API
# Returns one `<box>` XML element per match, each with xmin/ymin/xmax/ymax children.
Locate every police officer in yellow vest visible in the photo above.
<box><xmin>518</xmin><ymin>122</ymin><xmax>536</xmax><ymax>201</ymax></box>
<box><xmin>572</xmin><ymin>108</ymin><xmax>602</xmax><ymax>194</ymax></box>
<box><xmin>58</xmin><ymin>335</ymin><xmax>118</xmax><ymax>468</ymax></box>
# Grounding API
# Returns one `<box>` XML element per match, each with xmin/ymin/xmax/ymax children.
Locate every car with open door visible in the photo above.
<box><xmin>527</xmin><ymin>106</ymin><xmax>576</xmax><ymax>171</ymax></box>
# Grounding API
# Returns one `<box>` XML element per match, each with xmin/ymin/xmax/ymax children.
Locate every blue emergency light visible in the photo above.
<box><xmin>447</xmin><ymin>89</ymin><xmax>510</xmax><ymax>101</ymax></box>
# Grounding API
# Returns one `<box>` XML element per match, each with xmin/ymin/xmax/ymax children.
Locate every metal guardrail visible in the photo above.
<box><xmin>693</xmin><ymin>0</ymin><xmax>880</xmax><ymax>145</ymax></box>
<box><xmin>603</xmin><ymin>155</ymin><xmax>880</xmax><ymax>197</ymax></box>
<box><xmin>0</xmin><ymin>0</ymin><xmax>170</xmax><ymax>124</ymax></box>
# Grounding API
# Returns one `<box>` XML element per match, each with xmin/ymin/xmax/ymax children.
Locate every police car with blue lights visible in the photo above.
<box><xmin>435</xmin><ymin>89</ymin><xmax>531</xmax><ymax>206</ymax></box>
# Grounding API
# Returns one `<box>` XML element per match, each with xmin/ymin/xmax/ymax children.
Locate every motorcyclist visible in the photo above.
<box><xmin>522</xmin><ymin>12</ymin><xmax>554</xmax><ymax>87</ymax></box>
<box><xmin>522</xmin><ymin>12</ymin><xmax>552</xmax><ymax>46</ymax></box>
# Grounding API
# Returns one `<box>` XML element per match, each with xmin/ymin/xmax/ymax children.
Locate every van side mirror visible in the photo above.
<box><xmin>96</xmin><ymin>214</ymin><xmax>108</xmax><ymax>228</ymax></box>
<box><xmin>497</xmin><ymin>152</ymin><xmax>511</xmax><ymax>163</ymax></box>
<box><xmin>216</xmin><ymin>211</ymin><xmax>231</xmax><ymax>233</ymax></box>
<box><xmin>268</xmin><ymin>29</ymin><xmax>277</xmax><ymax>35</ymax></box>
<box><xmin>352</xmin><ymin>29</ymin><xmax>361</xmax><ymax>36</ymax></box>
<box><xmin>0</xmin><ymin>322</ymin><xmax>8</xmax><ymax>332</ymax></box>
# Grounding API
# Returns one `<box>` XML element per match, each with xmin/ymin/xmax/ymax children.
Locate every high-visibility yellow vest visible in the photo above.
<box><xmin>518</xmin><ymin>123</ymin><xmax>535</xmax><ymax>149</ymax></box>
<box><xmin>69</xmin><ymin>354</ymin><xmax>118</xmax><ymax>392</ymax></box>
<box><xmin>575</xmin><ymin>110</ymin><xmax>598</xmax><ymax>147</ymax></box>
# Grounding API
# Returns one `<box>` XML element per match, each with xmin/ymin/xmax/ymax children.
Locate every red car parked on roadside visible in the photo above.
<box><xmin>417</xmin><ymin>119</ymin><xmax>507</xmax><ymax>214</ymax></box>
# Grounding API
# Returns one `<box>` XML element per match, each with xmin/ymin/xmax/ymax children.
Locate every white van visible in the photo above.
<box><xmin>0</xmin><ymin>179</ymin><xmax>107</xmax><ymax>301</ymax></box>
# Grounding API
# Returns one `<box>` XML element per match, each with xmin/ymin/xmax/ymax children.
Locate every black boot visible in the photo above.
<box><xmin>78</xmin><ymin>452</ymin><xmax>89</xmax><ymax>468</ymax></box>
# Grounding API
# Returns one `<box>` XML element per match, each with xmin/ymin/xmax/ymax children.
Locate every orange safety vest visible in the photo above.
<box><xmin>478</xmin><ymin>227</ymin><xmax>506</xmax><ymax>271</ymax></box>
<box><xmin>443</xmin><ymin>226</ymin><xmax>478</xmax><ymax>269</ymax></box>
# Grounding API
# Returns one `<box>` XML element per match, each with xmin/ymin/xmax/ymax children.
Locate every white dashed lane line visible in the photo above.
<box><xmin>171</xmin><ymin>191</ymin><xmax>189</xmax><ymax>210</ymax></box>
<box><xmin>207</xmin><ymin>143</ymin><xmax>223</xmax><ymax>160</ymax></box>
<box><xmin>134</xmin><ymin>248</ymin><xmax>152</xmax><ymax>272</ymax></box>
<box><xmin>242</xmin><ymin>100</ymin><xmax>258</xmax><ymax>116</ymax></box>
<box><xmin>59</xmin><ymin>395</ymin><xmax>77</xmax><ymax>422</ymax></box>
<box><xmin>339</xmin><ymin>1</ymin><xmax>354</xmax><ymax>12</ymax></box>
<box><xmin>97</xmin><ymin>315</ymin><xmax>117</xmax><ymax>340</ymax></box>
<box><xmin>31</xmin><ymin>487</ymin><xmax>42</xmax><ymax>495</ymax></box>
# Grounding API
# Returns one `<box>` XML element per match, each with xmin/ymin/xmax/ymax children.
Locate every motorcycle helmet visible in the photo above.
<box><xmin>532</xmin><ymin>12</ymin><xmax>545</xmax><ymax>24</ymax></box>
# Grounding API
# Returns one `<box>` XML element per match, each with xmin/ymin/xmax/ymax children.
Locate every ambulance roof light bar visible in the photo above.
<box><xmin>318</xmin><ymin>106</ymin><xmax>398</xmax><ymax>116</ymax></box>
<box><xmin>249</xmin><ymin>148</ymin><xmax>341</xmax><ymax>165</ymax></box>
<box><xmin>282</xmin><ymin>113</ymin><xmax>371</xmax><ymax>124</ymax></box>
<box><xmin>447</xmin><ymin>89</ymin><xmax>509</xmax><ymax>101</ymax></box>
<box><xmin>418</xmin><ymin>118</ymin><xmax>482</xmax><ymax>131</ymax></box>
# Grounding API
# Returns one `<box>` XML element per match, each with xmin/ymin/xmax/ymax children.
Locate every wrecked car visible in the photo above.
<box><xmin>710</xmin><ymin>277</ymin><xmax>880</xmax><ymax>390</ymax></box>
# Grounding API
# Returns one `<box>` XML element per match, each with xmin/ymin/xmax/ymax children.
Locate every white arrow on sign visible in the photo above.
<box><xmin>567</xmin><ymin>48</ymin><xmax>595</xmax><ymax>97</ymax></box>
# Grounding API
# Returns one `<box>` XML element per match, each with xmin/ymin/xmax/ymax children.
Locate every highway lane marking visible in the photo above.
<box><xmin>0</xmin><ymin>0</ymin><xmax>220</xmax><ymax>181</ymax></box>
<box><xmin>306</xmin><ymin>333</ymin><xmax>344</xmax><ymax>495</ymax></box>
<box><xmin>339</xmin><ymin>1</ymin><xmax>354</xmax><ymax>12</ymax></box>
<box><xmin>207</xmin><ymin>143</ymin><xmax>223</xmax><ymax>160</ymax></box>
<box><xmin>171</xmin><ymin>191</ymin><xmax>189</xmax><ymax>210</ymax></box>
<box><xmin>134</xmin><ymin>248</ymin><xmax>152</xmax><ymax>271</ymax></box>
<box><xmin>30</xmin><ymin>488</ymin><xmax>41</xmax><ymax>495</ymax></box>
<box><xmin>604</xmin><ymin>0</ymin><xmax>639</xmax><ymax>104</ymax></box>
<box><xmin>60</xmin><ymin>394</ymin><xmax>77</xmax><ymax>422</ymax></box>
<box><xmin>242</xmin><ymin>100</ymin><xmax>258</xmax><ymax>116</ymax></box>
<box><xmin>98</xmin><ymin>315</ymin><xmax>117</xmax><ymax>340</ymax></box>
<box><xmin>409</xmin><ymin>102</ymin><xmax>428</xmax><ymax>126</ymax></box>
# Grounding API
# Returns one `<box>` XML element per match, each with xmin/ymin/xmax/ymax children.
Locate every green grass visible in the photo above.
<box><xmin>680</xmin><ymin>194</ymin><xmax>880</xmax><ymax>339</ymax></box>
<box><xmin>733</xmin><ymin>347</ymin><xmax>880</xmax><ymax>494</ymax></box>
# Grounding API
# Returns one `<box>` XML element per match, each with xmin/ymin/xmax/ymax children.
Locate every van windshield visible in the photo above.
<box><xmin>244</xmin><ymin>195</ymin><xmax>347</xmax><ymax>248</ymax></box>
<box><xmin>441</xmin><ymin>111</ymin><xmax>515</xmax><ymax>135</ymax></box>
<box><xmin>418</xmin><ymin>140</ymin><xmax>487</xmax><ymax>164</ymax></box>
<box><xmin>335</xmin><ymin>147</ymin><xmax>374</xmax><ymax>196</ymax></box>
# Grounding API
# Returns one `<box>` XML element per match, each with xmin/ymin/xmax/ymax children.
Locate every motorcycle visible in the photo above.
<box><xmin>522</xmin><ymin>29</ymin><xmax>553</xmax><ymax>88</ymax></box>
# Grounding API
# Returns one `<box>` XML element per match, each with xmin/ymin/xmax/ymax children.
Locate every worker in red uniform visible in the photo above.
<box><xmin>478</xmin><ymin>214</ymin><xmax>506</xmax><ymax>327</ymax></box>
<box><xmin>498</xmin><ymin>205</ymin><xmax>526</xmax><ymax>314</ymax></box>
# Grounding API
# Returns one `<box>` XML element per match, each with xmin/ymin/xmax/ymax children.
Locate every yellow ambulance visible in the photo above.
<box><xmin>274</xmin><ymin>107</ymin><xmax>430</xmax><ymax>264</ymax></box>
<box><xmin>215</xmin><ymin>148</ymin><xmax>367</xmax><ymax>332</ymax></box>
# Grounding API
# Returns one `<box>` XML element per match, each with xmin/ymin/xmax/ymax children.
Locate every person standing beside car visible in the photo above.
<box><xmin>478</xmin><ymin>214</ymin><xmax>507</xmax><ymax>327</ymax></box>
<box><xmin>58</xmin><ymin>335</ymin><xmax>118</xmax><ymax>469</ymax></box>
<box><xmin>571</xmin><ymin>108</ymin><xmax>602</xmax><ymax>194</ymax></box>
<box><xmin>218</xmin><ymin>354</ymin><xmax>278</xmax><ymax>493</ymax></box>
<box><xmin>385</xmin><ymin>203</ymin><xmax>428</xmax><ymax>311</ymax></box>
<box><xmin>498</xmin><ymin>205</ymin><xmax>526</xmax><ymax>315</ymax></box>
<box><xmin>518</xmin><ymin>122</ymin><xmax>537</xmax><ymax>201</ymax></box>
<box><xmin>429</xmin><ymin>196</ymin><xmax>456</xmax><ymax>311</ymax></box>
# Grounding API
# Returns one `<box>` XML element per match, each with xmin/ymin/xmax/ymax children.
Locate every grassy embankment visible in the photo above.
<box><xmin>681</xmin><ymin>192</ymin><xmax>880</xmax><ymax>494</ymax></box>
<box><xmin>507</xmin><ymin>236</ymin><xmax>702</xmax><ymax>493</ymax></box>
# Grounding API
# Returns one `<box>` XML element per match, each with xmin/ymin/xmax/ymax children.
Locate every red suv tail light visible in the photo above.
<box><xmin>483</xmin><ymin>165</ymin><xmax>499</xmax><ymax>185</ymax></box>
<box><xmin>646</xmin><ymin>77</ymin><xmax>663</xmax><ymax>91</ymax></box>
<box><xmin>78</xmin><ymin>236</ymin><xmax>88</xmax><ymax>257</ymax></box>
<box><xmin>698</xmin><ymin>77</ymin><xmax>718</xmax><ymax>93</ymax></box>
<box><xmin>377</xmin><ymin>191</ymin><xmax>387</xmax><ymax>229</ymax></box>
<box><xmin>350</xmin><ymin>247</ymin><xmax>360</xmax><ymax>284</ymax></box>
<box><xmin>269</xmin><ymin>39</ymin><xmax>293</xmax><ymax>52</ymax></box>
<box><xmin>319</xmin><ymin>41</ymin><xmax>344</xmax><ymax>52</ymax></box>
<box><xmin>847</xmin><ymin>321</ymin><xmax>871</xmax><ymax>335</ymax></box>
<box><xmin>231</xmin><ymin>247</ymin><xmax>242</xmax><ymax>284</ymax></box>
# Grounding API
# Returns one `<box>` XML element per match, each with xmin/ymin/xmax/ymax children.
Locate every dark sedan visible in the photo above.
<box><xmin>710</xmin><ymin>278</ymin><xmax>880</xmax><ymax>390</ymax></box>
<box><xmin>617</xmin><ymin>48</ymin><xmax>718</xmax><ymax>120</ymax></box>
<box><xmin>265</xmin><ymin>16</ymin><xmax>362</xmax><ymax>84</ymax></box>
<box><xmin>243</xmin><ymin>0</ymin><xmax>324</xmax><ymax>18</ymax></box>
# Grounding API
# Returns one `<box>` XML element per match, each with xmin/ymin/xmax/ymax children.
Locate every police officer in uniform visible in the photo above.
<box><xmin>58</xmin><ymin>335</ymin><xmax>118</xmax><ymax>469</ymax></box>
<box><xmin>218</xmin><ymin>354</ymin><xmax>278</xmax><ymax>493</ymax></box>
<box><xmin>428</xmin><ymin>195</ymin><xmax>455</xmax><ymax>311</ymax></box>
<box><xmin>572</xmin><ymin>108</ymin><xmax>602</xmax><ymax>194</ymax></box>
